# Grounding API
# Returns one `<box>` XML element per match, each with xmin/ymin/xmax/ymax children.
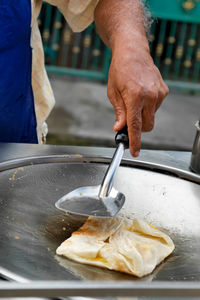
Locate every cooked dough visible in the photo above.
<box><xmin>56</xmin><ymin>217</ymin><xmax>174</xmax><ymax>277</ymax></box>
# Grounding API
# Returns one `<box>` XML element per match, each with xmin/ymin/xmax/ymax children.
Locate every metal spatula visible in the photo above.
<box><xmin>55</xmin><ymin>126</ymin><xmax>129</xmax><ymax>218</ymax></box>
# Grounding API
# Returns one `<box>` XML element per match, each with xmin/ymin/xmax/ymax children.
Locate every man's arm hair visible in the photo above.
<box><xmin>94</xmin><ymin>0</ymin><xmax>152</xmax><ymax>50</ymax></box>
<box><xmin>141</xmin><ymin>0</ymin><xmax>153</xmax><ymax>39</ymax></box>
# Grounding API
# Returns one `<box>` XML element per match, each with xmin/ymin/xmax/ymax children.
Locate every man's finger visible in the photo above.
<box><xmin>155</xmin><ymin>84</ymin><xmax>169</xmax><ymax>111</ymax></box>
<box><xmin>124</xmin><ymin>91</ymin><xmax>143</xmax><ymax>157</ymax></box>
<box><xmin>128</xmin><ymin>111</ymin><xmax>142</xmax><ymax>157</ymax></box>
<box><xmin>142</xmin><ymin>91</ymin><xmax>157</xmax><ymax>132</ymax></box>
<box><xmin>107</xmin><ymin>89</ymin><xmax>127</xmax><ymax>131</ymax></box>
<box><xmin>142</xmin><ymin>107</ymin><xmax>155</xmax><ymax>132</ymax></box>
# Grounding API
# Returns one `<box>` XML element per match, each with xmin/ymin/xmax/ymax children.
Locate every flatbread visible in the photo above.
<box><xmin>56</xmin><ymin>217</ymin><xmax>174</xmax><ymax>277</ymax></box>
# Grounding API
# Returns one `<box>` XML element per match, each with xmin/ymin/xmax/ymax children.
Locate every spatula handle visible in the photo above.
<box><xmin>98</xmin><ymin>143</ymin><xmax>125</xmax><ymax>198</ymax></box>
<box><xmin>115</xmin><ymin>125</ymin><xmax>129</xmax><ymax>149</ymax></box>
<box><xmin>98</xmin><ymin>127</ymin><xmax>128</xmax><ymax>198</ymax></box>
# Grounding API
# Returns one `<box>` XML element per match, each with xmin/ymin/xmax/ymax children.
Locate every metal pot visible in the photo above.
<box><xmin>190</xmin><ymin>120</ymin><xmax>200</xmax><ymax>174</ymax></box>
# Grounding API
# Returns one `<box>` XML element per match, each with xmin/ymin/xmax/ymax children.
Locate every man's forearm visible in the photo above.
<box><xmin>94</xmin><ymin>0</ymin><xmax>168</xmax><ymax>157</ymax></box>
<box><xmin>94</xmin><ymin>0</ymin><xmax>149</xmax><ymax>52</ymax></box>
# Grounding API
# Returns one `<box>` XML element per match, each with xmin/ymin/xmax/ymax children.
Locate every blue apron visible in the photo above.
<box><xmin>0</xmin><ymin>0</ymin><xmax>38</xmax><ymax>143</ymax></box>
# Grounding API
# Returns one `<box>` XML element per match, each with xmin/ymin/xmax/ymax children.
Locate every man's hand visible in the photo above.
<box><xmin>94</xmin><ymin>0</ymin><xmax>169</xmax><ymax>157</ymax></box>
<box><xmin>107</xmin><ymin>42</ymin><xmax>169</xmax><ymax>157</ymax></box>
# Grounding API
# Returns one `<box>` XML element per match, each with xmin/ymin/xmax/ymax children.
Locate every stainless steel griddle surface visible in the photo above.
<box><xmin>0</xmin><ymin>150</ymin><xmax>200</xmax><ymax>285</ymax></box>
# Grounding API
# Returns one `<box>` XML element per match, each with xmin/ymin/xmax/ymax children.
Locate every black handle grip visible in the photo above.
<box><xmin>115</xmin><ymin>125</ymin><xmax>129</xmax><ymax>149</ymax></box>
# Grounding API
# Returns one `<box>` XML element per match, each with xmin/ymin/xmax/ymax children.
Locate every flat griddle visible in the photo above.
<box><xmin>0</xmin><ymin>145</ymin><xmax>200</xmax><ymax>297</ymax></box>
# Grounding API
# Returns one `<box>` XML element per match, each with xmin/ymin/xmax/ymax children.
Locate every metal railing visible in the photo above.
<box><xmin>39</xmin><ymin>4</ymin><xmax>111</xmax><ymax>81</ymax></box>
<box><xmin>39</xmin><ymin>1</ymin><xmax>200</xmax><ymax>90</ymax></box>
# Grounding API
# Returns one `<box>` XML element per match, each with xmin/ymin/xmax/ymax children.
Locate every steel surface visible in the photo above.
<box><xmin>0</xmin><ymin>281</ymin><xmax>200</xmax><ymax>298</ymax></box>
<box><xmin>0</xmin><ymin>155</ymin><xmax>200</xmax><ymax>296</ymax></box>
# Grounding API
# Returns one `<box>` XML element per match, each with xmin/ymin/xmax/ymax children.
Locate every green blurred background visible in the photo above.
<box><xmin>39</xmin><ymin>0</ymin><xmax>200</xmax><ymax>91</ymax></box>
<box><xmin>38</xmin><ymin>0</ymin><xmax>200</xmax><ymax>150</ymax></box>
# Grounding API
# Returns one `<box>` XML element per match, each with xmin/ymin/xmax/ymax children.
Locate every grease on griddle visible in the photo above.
<box><xmin>9</xmin><ymin>168</ymin><xmax>24</xmax><ymax>182</ymax></box>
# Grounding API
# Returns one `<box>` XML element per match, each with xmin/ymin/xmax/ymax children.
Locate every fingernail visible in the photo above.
<box><xmin>113</xmin><ymin>122</ymin><xmax>120</xmax><ymax>131</ymax></box>
<box><xmin>134</xmin><ymin>151</ymin><xmax>140</xmax><ymax>157</ymax></box>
